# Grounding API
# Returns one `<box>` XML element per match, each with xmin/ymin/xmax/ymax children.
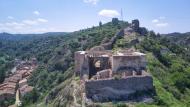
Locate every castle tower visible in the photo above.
<box><xmin>132</xmin><ymin>19</ymin><xmax>140</xmax><ymax>32</ymax></box>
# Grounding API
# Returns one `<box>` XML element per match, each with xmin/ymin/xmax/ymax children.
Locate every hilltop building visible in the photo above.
<box><xmin>75</xmin><ymin>49</ymin><xmax>153</xmax><ymax>102</ymax></box>
<box><xmin>75</xmin><ymin>20</ymin><xmax>154</xmax><ymax>102</ymax></box>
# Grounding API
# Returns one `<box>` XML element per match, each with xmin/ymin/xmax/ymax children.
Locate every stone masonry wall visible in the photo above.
<box><xmin>112</xmin><ymin>55</ymin><xmax>146</xmax><ymax>73</ymax></box>
<box><xmin>74</xmin><ymin>52</ymin><xmax>90</xmax><ymax>79</ymax></box>
<box><xmin>85</xmin><ymin>75</ymin><xmax>153</xmax><ymax>102</ymax></box>
<box><xmin>74</xmin><ymin>52</ymin><xmax>85</xmax><ymax>75</ymax></box>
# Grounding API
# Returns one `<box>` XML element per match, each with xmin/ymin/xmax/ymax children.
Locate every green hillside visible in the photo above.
<box><xmin>0</xmin><ymin>19</ymin><xmax>190</xmax><ymax>107</ymax></box>
<box><xmin>114</xmin><ymin>31</ymin><xmax>190</xmax><ymax>107</ymax></box>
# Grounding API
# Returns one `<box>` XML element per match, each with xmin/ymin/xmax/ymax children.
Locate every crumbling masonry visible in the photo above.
<box><xmin>75</xmin><ymin>20</ymin><xmax>154</xmax><ymax>102</ymax></box>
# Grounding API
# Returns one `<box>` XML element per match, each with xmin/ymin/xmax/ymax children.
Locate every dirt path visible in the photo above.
<box><xmin>15</xmin><ymin>89</ymin><xmax>22</xmax><ymax>106</ymax></box>
<box><xmin>72</xmin><ymin>81</ymin><xmax>82</xmax><ymax>107</ymax></box>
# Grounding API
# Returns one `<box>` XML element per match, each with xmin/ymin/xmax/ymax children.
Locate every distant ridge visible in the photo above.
<box><xmin>0</xmin><ymin>32</ymin><xmax>68</xmax><ymax>41</ymax></box>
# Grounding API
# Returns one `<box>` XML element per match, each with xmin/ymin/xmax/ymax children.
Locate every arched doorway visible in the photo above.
<box><xmin>88</xmin><ymin>57</ymin><xmax>110</xmax><ymax>79</ymax></box>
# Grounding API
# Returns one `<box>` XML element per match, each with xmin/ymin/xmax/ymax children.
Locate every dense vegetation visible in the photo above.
<box><xmin>1</xmin><ymin>19</ymin><xmax>190</xmax><ymax>107</ymax></box>
<box><xmin>0</xmin><ymin>53</ymin><xmax>14</xmax><ymax>83</ymax></box>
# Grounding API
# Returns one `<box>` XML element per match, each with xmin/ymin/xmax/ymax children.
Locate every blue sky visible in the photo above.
<box><xmin>0</xmin><ymin>0</ymin><xmax>190</xmax><ymax>34</ymax></box>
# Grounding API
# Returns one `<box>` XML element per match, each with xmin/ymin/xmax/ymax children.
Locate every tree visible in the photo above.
<box><xmin>99</xmin><ymin>21</ymin><xmax>102</xmax><ymax>27</ymax></box>
<box><xmin>112</xmin><ymin>18</ymin><xmax>119</xmax><ymax>25</ymax></box>
<box><xmin>21</xmin><ymin>88</ymin><xmax>40</xmax><ymax>106</ymax></box>
<box><xmin>31</xmin><ymin>89</ymin><xmax>39</xmax><ymax>103</ymax></box>
<box><xmin>0</xmin><ymin>69</ymin><xmax>5</xmax><ymax>83</ymax></box>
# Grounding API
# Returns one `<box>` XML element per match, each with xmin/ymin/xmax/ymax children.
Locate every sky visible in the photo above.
<box><xmin>0</xmin><ymin>0</ymin><xmax>190</xmax><ymax>34</ymax></box>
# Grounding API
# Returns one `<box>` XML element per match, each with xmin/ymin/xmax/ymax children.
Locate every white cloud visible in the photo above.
<box><xmin>5</xmin><ymin>22</ymin><xmax>25</xmax><ymax>27</ymax></box>
<box><xmin>37</xmin><ymin>18</ymin><xmax>48</xmax><ymax>23</ymax></box>
<box><xmin>7</xmin><ymin>16</ymin><xmax>14</xmax><ymax>20</ymax></box>
<box><xmin>156</xmin><ymin>23</ymin><xmax>169</xmax><ymax>27</ymax></box>
<box><xmin>98</xmin><ymin>9</ymin><xmax>120</xmax><ymax>18</ymax></box>
<box><xmin>152</xmin><ymin>16</ymin><xmax>166</xmax><ymax>23</ymax></box>
<box><xmin>152</xmin><ymin>19</ymin><xmax>159</xmax><ymax>23</ymax></box>
<box><xmin>83</xmin><ymin>0</ymin><xmax>99</xmax><ymax>5</ymax></box>
<box><xmin>33</xmin><ymin>11</ymin><xmax>40</xmax><ymax>15</ymax></box>
<box><xmin>0</xmin><ymin>17</ymin><xmax>49</xmax><ymax>33</ymax></box>
<box><xmin>22</xmin><ymin>18</ymin><xmax>48</xmax><ymax>25</ymax></box>
<box><xmin>23</xmin><ymin>20</ymin><xmax>38</xmax><ymax>25</ymax></box>
<box><xmin>4</xmin><ymin>22</ymin><xmax>26</xmax><ymax>30</ymax></box>
<box><xmin>152</xmin><ymin>16</ymin><xmax>169</xmax><ymax>27</ymax></box>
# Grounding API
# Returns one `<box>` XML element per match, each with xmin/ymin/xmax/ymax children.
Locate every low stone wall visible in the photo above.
<box><xmin>85</xmin><ymin>75</ymin><xmax>153</xmax><ymax>102</ymax></box>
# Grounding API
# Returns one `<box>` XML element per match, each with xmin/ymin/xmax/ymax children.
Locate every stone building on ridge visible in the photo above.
<box><xmin>75</xmin><ymin>19</ymin><xmax>154</xmax><ymax>102</ymax></box>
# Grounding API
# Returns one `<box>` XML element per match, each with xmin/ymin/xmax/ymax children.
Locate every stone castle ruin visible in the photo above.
<box><xmin>75</xmin><ymin>20</ymin><xmax>154</xmax><ymax>102</ymax></box>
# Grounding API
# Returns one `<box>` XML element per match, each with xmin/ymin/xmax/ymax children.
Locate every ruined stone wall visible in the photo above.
<box><xmin>88</xmin><ymin>56</ymin><xmax>110</xmax><ymax>79</ymax></box>
<box><xmin>101</xmin><ymin>29</ymin><xmax>124</xmax><ymax>50</ymax></box>
<box><xmin>96</xmin><ymin>69</ymin><xmax>112</xmax><ymax>79</ymax></box>
<box><xmin>75</xmin><ymin>52</ymin><xmax>84</xmax><ymax>74</ymax></box>
<box><xmin>80</xmin><ymin>55</ymin><xmax>90</xmax><ymax>79</ymax></box>
<box><xmin>75</xmin><ymin>51</ymin><xmax>89</xmax><ymax>78</ymax></box>
<box><xmin>85</xmin><ymin>75</ymin><xmax>153</xmax><ymax>102</ymax></box>
<box><xmin>112</xmin><ymin>55</ymin><xmax>146</xmax><ymax>73</ymax></box>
